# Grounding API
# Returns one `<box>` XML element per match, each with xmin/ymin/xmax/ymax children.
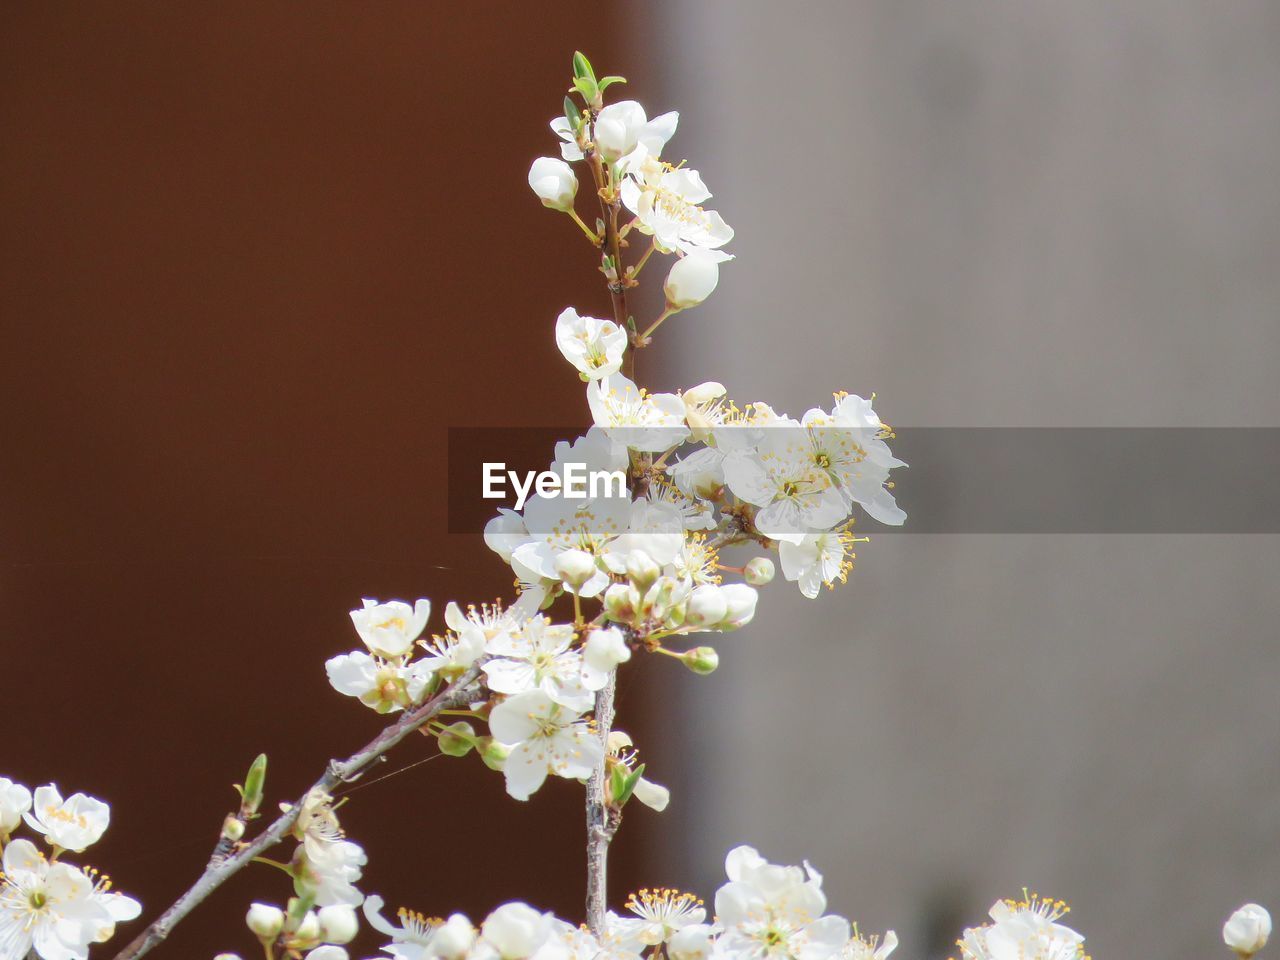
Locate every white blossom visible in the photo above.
<box><xmin>616</xmin><ymin>889</ymin><xmax>705</xmax><ymax>946</ymax></box>
<box><xmin>0</xmin><ymin>778</ymin><xmax>31</xmax><ymax>836</ymax></box>
<box><xmin>22</xmin><ymin>785</ymin><xmax>110</xmax><ymax>854</ymax></box>
<box><xmin>714</xmin><ymin>845</ymin><xmax>849</xmax><ymax>960</ymax></box>
<box><xmin>723</xmin><ymin>427</ymin><xmax>846</xmax><ymax>544</ymax></box>
<box><xmin>587</xmin><ymin>374</ymin><xmax>689</xmax><ymax>453</ymax></box>
<box><xmin>483</xmin><ymin>615</ymin><xmax>600</xmax><ymax>711</ymax></box>
<box><xmin>488</xmin><ymin>691</ymin><xmax>603</xmax><ymax>801</ymax></box>
<box><xmin>619</xmin><ymin>144</ymin><xmax>733</xmax><ymax>257</ymax></box>
<box><xmin>778</xmin><ymin>529</ymin><xmax>860</xmax><ymax>599</ymax></box>
<box><xmin>841</xmin><ymin>930</ymin><xmax>898</xmax><ymax>960</ymax></box>
<box><xmin>801</xmin><ymin>394</ymin><xmax>906</xmax><ymax>526</ymax></box>
<box><xmin>668</xmin><ymin>924</ymin><xmax>716</xmax><ymax>960</ymax></box>
<box><xmin>0</xmin><ymin>838</ymin><xmax>139</xmax><ymax>960</ymax></box>
<box><xmin>350</xmin><ymin>598</ymin><xmax>431</xmax><ymax>659</ymax></box>
<box><xmin>958</xmin><ymin>895</ymin><xmax>1086</xmax><ymax>960</ymax></box>
<box><xmin>556</xmin><ymin>308</ymin><xmax>627</xmax><ymax>380</ymax></box>
<box><xmin>325</xmin><ymin>651</ymin><xmax>435</xmax><ymax>713</ymax></box>
<box><xmin>295</xmin><ymin>838</ymin><xmax>366</xmax><ymax>908</ymax></box>
<box><xmin>584</xmin><ymin>627</ymin><xmax>631</xmax><ymax>673</ymax></box>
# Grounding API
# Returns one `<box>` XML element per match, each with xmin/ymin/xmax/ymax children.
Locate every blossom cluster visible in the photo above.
<box><xmin>223</xmin><ymin>788</ymin><xmax>369</xmax><ymax>960</ymax></box>
<box><xmin>325</xmin><ymin>598</ymin><xmax>669</xmax><ymax>807</ymax></box>
<box><xmin>0</xmin><ymin>778</ymin><xmax>139</xmax><ymax>960</ymax></box>
<box><xmin>360</xmin><ymin>846</ymin><xmax>897</xmax><ymax>960</ymax></box>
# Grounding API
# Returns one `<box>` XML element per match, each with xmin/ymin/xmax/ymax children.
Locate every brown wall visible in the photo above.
<box><xmin>1</xmin><ymin>4</ymin><xmax>663</xmax><ymax>955</ymax></box>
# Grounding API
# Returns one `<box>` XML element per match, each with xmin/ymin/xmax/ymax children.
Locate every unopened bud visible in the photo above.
<box><xmin>646</xmin><ymin>576</ymin><xmax>685</xmax><ymax>622</ymax></box>
<box><xmin>213</xmin><ymin>954</ymin><xmax>243</xmax><ymax>960</ymax></box>
<box><xmin>292</xmin><ymin>910</ymin><xmax>321</xmax><ymax>943</ymax></box>
<box><xmin>665</xmin><ymin>250</ymin><xmax>721</xmax><ymax>309</ymax></box>
<box><xmin>625</xmin><ymin>550</ymin><xmax>661</xmax><ymax>592</ymax></box>
<box><xmin>220</xmin><ymin>815</ymin><xmax>245</xmax><ymax>843</ymax></box>
<box><xmin>1224</xmin><ymin>904</ymin><xmax>1271</xmax><ymax>959</ymax></box>
<box><xmin>527</xmin><ymin>157</ymin><xmax>578</xmax><ymax>212</ymax></box>
<box><xmin>438</xmin><ymin>721</ymin><xmax>477</xmax><ymax>757</ymax></box>
<box><xmin>246</xmin><ymin>903</ymin><xmax>285</xmax><ymax>940</ymax></box>
<box><xmin>478</xmin><ymin>738</ymin><xmax>509</xmax><ymax>771</ymax></box>
<box><xmin>318</xmin><ymin>905</ymin><xmax>359</xmax><ymax>945</ymax></box>
<box><xmin>718</xmin><ymin>583</ymin><xmax>759</xmax><ymax>630</ymax></box>
<box><xmin>554</xmin><ymin>548</ymin><xmax>598</xmax><ymax>590</ymax></box>
<box><xmin>604</xmin><ymin>583</ymin><xmax>639</xmax><ymax>623</ymax></box>
<box><xmin>681</xmin><ymin>646</ymin><xmax>719</xmax><ymax>675</ymax></box>
<box><xmin>744</xmin><ymin>557</ymin><xmax>776</xmax><ymax>586</ymax></box>
<box><xmin>685</xmin><ymin>584</ymin><xmax>728</xmax><ymax>628</ymax></box>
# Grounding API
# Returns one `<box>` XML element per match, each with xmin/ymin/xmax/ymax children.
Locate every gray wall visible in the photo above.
<box><xmin>650</xmin><ymin>4</ymin><xmax>1280</xmax><ymax>958</ymax></box>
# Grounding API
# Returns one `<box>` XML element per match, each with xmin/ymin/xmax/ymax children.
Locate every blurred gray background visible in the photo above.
<box><xmin>645</xmin><ymin>3</ymin><xmax>1280</xmax><ymax>958</ymax></box>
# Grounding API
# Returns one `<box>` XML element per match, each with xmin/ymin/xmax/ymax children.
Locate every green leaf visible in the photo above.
<box><xmin>572</xmin><ymin>51</ymin><xmax>597</xmax><ymax>84</ymax></box>
<box><xmin>572</xmin><ymin>76</ymin><xmax>598</xmax><ymax>103</ymax></box>
<box><xmin>563</xmin><ymin>96</ymin><xmax>581</xmax><ymax>133</ymax></box>
<box><xmin>598</xmin><ymin>76</ymin><xmax>627</xmax><ymax>92</ymax></box>
<box><xmin>615</xmin><ymin>763</ymin><xmax>645</xmax><ymax>808</ymax></box>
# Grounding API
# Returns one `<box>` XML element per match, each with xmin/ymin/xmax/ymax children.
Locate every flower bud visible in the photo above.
<box><xmin>684</xmin><ymin>584</ymin><xmax>728</xmax><ymax>628</ymax></box>
<box><xmin>220</xmin><ymin>815</ymin><xmax>245</xmax><ymax>843</ymax></box>
<box><xmin>1225</xmin><ymin>904</ymin><xmax>1271</xmax><ymax>958</ymax></box>
<box><xmin>625</xmin><ymin>549</ymin><xmax>661</xmax><ymax>592</ymax></box>
<box><xmin>432</xmin><ymin>913</ymin><xmax>478</xmax><ymax>959</ymax></box>
<box><xmin>481</xmin><ymin>902</ymin><xmax>551</xmax><ymax>959</ymax></box>
<box><xmin>438</xmin><ymin>721</ymin><xmax>477</xmax><ymax>758</ymax></box>
<box><xmin>292</xmin><ymin>910</ymin><xmax>322</xmax><ymax>943</ymax></box>
<box><xmin>304</xmin><ymin>947</ymin><xmax>348</xmax><ymax>960</ymax></box>
<box><xmin>527</xmin><ymin>157</ymin><xmax>578</xmax><ymax>212</ymax></box>
<box><xmin>318</xmin><ymin>905</ymin><xmax>359</xmax><ymax>945</ymax></box>
<box><xmin>664</xmin><ymin>251</ymin><xmax>721</xmax><ymax>309</ymax></box>
<box><xmin>214</xmin><ymin>954</ymin><xmax>243</xmax><ymax>960</ymax></box>
<box><xmin>645</xmin><ymin>576</ymin><xmax>683</xmax><ymax>622</ymax></box>
<box><xmin>681</xmin><ymin>646</ymin><xmax>719</xmax><ymax>676</ymax></box>
<box><xmin>478</xmin><ymin>738</ymin><xmax>509</xmax><ymax>771</ymax></box>
<box><xmin>246</xmin><ymin>903</ymin><xmax>285</xmax><ymax>941</ymax></box>
<box><xmin>585</xmin><ymin>627</ymin><xmax>632</xmax><ymax>672</ymax></box>
<box><xmin>554</xmin><ymin>548</ymin><xmax>598</xmax><ymax>590</ymax></box>
<box><xmin>718</xmin><ymin>583</ymin><xmax>759</xmax><ymax>629</ymax></box>
<box><xmin>604</xmin><ymin>583</ymin><xmax>639</xmax><ymax>623</ymax></box>
<box><xmin>744</xmin><ymin>557</ymin><xmax>776</xmax><ymax>586</ymax></box>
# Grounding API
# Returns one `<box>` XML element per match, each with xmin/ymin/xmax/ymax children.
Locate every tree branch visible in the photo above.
<box><xmin>110</xmin><ymin>663</ymin><xmax>486</xmax><ymax>960</ymax></box>
<box><xmin>584</xmin><ymin>669</ymin><xmax>618</xmax><ymax>936</ymax></box>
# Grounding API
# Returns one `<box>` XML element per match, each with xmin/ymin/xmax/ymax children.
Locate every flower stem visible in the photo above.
<box><xmin>636</xmin><ymin>307</ymin><xmax>677</xmax><ymax>345</ymax></box>
<box><xmin>568</xmin><ymin>209</ymin><xmax>601</xmax><ymax>245</ymax></box>
<box><xmin>584</xmin><ymin>669</ymin><xmax>618</xmax><ymax>935</ymax></box>
<box><xmin>627</xmin><ymin>239</ymin><xmax>657</xmax><ymax>280</ymax></box>
<box><xmin>585</xmin><ymin>141</ymin><xmax>633</xmax><ymax>379</ymax></box>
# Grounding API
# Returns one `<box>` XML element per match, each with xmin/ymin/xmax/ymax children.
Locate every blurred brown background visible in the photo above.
<box><xmin>7</xmin><ymin>5</ymin><xmax>1280</xmax><ymax>960</ymax></box>
<box><xmin>0</xmin><ymin>4</ymin><xmax>675</xmax><ymax>956</ymax></box>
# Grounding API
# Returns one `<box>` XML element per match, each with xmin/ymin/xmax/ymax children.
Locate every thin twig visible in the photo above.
<box><xmin>109</xmin><ymin>664</ymin><xmax>485</xmax><ymax>960</ymax></box>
